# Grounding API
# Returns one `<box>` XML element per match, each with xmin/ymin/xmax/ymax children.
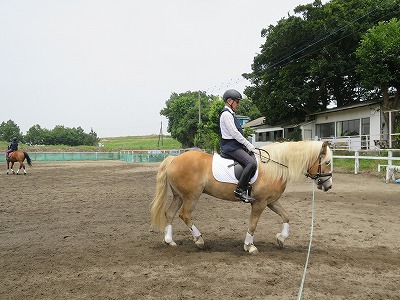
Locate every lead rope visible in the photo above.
<box><xmin>297</xmin><ymin>180</ymin><xmax>315</xmax><ymax>300</ymax></box>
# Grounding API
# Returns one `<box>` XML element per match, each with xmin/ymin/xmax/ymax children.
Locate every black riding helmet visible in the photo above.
<box><xmin>223</xmin><ymin>89</ymin><xmax>242</xmax><ymax>102</ymax></box>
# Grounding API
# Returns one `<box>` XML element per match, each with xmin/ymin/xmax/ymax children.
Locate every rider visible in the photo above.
<box><xmin>219</xmin><ymin>89</ymin><xmax>257</xmax><ymax>203</ymax></box>
<box><xmin>6</xmin><ymin>137</ymin><xmax>18</xmax><ymax>160</ymax></box>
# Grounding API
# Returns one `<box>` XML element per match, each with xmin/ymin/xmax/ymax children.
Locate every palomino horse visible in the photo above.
<box><xmin>6</xmin><ymin>150</ymin><xmax>32</xmax><ymax>175</ymax></box>
<box><xmin>150</xmin><ymin>140</ymin><xmax>333</xmax><ymax>254</ymax></box>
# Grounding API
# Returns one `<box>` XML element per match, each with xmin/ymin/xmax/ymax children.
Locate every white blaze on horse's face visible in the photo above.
<box><xmin>316</xmin><ymin>158</ymin><xmax>333</xmax><ymax>191</ymax></box>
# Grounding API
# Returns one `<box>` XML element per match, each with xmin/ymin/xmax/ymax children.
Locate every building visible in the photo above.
<box><xmin>244</xmin><ymin>98</ymin><xmax>400</xmax><ymax>150</ymax></box>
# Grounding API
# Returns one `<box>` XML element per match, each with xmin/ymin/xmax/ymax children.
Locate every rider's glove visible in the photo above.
<box><xmin>246</xmin><ymin>143</ymin><xmax>256</xmax><ymax>153</ymax></box>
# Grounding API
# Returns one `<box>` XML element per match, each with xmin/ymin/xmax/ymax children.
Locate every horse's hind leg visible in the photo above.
<box><xmin>178</xmin><ymin>193</ymin><xmax>204</xmax><ymax>249</ymax></box>
<box><xmin>163</xmin><ymin>192</ymin><xmax>183</xmax><ymax>246</ymax></box>
<box><xmin>267</xmin><ymin>200</ymin><xmax>290</xmax><ymax>249</ymax></box>
<box><xmin>16</xmin><ymin>163</ymin><xmax>26</xmax><ymax>175</ymax></box>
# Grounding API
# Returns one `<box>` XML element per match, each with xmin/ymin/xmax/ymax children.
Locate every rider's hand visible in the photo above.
<box><xmin>246</xmin><ymin>144</ymin><xmax>256</xmax><ymax>153</ymax></box>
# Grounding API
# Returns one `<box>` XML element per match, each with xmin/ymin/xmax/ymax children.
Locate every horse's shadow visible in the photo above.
<box><xmin>151</xmin><ymin>236</ymin><xmax>316</xmax><ymax>258</ymax></box>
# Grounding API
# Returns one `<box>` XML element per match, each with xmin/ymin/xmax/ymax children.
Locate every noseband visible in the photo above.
<box><xmin>305</xmin><ymin>150</ymin><xmax>332</xmax><ymax>185</ymax></box>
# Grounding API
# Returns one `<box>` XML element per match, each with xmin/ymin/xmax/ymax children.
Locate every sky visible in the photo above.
<box><xmin>0</xmin><ymin>0</ymin><xmax>318</xmax><ymax>138</ymax></box>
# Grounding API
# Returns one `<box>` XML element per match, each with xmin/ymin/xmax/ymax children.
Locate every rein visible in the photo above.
<box><xmin>254</xmin><ymin>148</ymin><xmax>288</xmax><ymax>168</ymax></box>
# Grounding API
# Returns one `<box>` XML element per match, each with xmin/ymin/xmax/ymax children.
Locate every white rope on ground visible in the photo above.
<box><xmin>297</xmin><ymin>181</ymin><xmax>316</xmax><ymax>300</ymax></box>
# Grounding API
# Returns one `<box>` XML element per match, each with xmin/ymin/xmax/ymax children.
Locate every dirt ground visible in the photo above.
<box><xmin>1</xmin><ymin>160</ymin><xmax>399</xmax><ymax>300</ymax></box>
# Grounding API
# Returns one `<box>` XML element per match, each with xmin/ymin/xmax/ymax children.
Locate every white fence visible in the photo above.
<box><xmin>332</xmin><ymin>149</ymin><xmax>400</xmax><ymax>174</ymax></box>
<box><xmin>326</xmin><ymin>133</ymin><xmax>400</xmax><ymax>151</ymax></box>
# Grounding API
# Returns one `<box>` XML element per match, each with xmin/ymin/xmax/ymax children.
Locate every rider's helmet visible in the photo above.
<box><xmin>223</xmin><ymin>89</ymin><xmax>242</xmax><ymax>102</ymax></box>
<box><xmin>12</xmin><ymin>137</ymin><xmax>17</xmax><ymax>141</ymax></box>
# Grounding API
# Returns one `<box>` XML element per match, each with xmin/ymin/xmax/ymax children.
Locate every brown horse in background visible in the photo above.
<box><xmin>150</xmin><ymin>141</ymin><xmax>333</xmax><ymax>254</ymax></box>
<box><xmin>6</xmin><ymin>150</ymin><xmax>32</xmax><ymax>175</ymax></box>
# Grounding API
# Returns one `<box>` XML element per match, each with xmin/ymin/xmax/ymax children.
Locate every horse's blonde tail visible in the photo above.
<box><xmin>150</xmin><ymin>155</ymin><xmax>175</xmax><ymax>231</ymax></box>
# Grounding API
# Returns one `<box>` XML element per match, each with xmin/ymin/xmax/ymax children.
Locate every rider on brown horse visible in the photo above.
<box><xmin>6</xmin><ymin>137</ymin><xmax>19</xmax><ymax>160</ymax></box>
<box><xmin>219</xmin><ymin>89</ymin><xmax>257</xmax><ymax>203</ymax></box>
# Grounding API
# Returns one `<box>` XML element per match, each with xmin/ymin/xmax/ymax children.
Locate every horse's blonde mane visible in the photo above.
<box><xmin>257</xmin><ymin>141</ymin><xmax>332</xmax><ymax>182</ymax></box>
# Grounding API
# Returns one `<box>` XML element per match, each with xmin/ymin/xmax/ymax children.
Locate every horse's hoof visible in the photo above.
<box><xmin>276</xmin><ymin>233</ymin><xmax>285</xmax><ymax>249</ymax></box>
<box><xmin>164</xmin><ymin>239</ymin><xmax>177</xmax><ymax>247</ymax></box>
<box><xmin>244</xmin><ymin>243</ymin><xmax>259</xmax><ymax>255</ymax></box>
<box><xmin>193</xmin><ymin>235</ymin><xmax>204</xmax><ymax>249</ymax></box>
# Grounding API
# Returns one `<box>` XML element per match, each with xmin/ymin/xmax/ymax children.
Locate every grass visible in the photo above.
<box><xmin>99</xmin><ymin>135</ymin><xmax>181</xmax><ymax>150</ymax></box>
<box><xmin>332</xmin><ymin>157</ymin><xmax>390</xmax><ymax>173</ymax></box>
<box><xmin>0</xmin><ymin>135</ymin><xmax>182</xmax><ymax>152</ymax></box>
<box><xmin>332</xmin><ymin>150</ymin><xmax>400</xmax><ymax>173</ymax></box>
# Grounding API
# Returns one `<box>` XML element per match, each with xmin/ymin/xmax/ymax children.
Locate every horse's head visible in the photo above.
<box><xmin>306</xmin><ymin>141</ymin><xmax>333</xmax><ymax>192</ymax></box>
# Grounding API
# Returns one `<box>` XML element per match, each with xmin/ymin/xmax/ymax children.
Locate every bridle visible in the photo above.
<box><xmin>305</xmin><ymin>149</ymin><xmax>333</xmax><ymax>185</ymax></box>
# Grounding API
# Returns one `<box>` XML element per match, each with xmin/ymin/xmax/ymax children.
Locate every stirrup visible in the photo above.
<box><xmin>234</xmin><ymin>188</ymin><xmax>255</xmax><ymax>203</ymax></box>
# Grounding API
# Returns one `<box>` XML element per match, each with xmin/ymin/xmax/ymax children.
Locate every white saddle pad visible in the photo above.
<box><xmin>212</xmin><ymin>153</ymin><xmax>258</xmax><ymax>184</ymax></box>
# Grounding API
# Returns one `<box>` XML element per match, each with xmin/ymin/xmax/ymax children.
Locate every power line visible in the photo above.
<box><xmin>198</xmin><ymin>0</ymin><xmax>400</xmax><ymax>97</ymax></box>
<box><xmin>266</xmin><ymin>0</ymin><xmax>399</xmax><ymax>71</ymax></box>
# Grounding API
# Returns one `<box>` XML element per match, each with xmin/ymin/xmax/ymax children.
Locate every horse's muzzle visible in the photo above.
<box><xmin>319</xmin><ymin>184</ymin><xmax>332</xmax><ymax>192</ymax></box>
<box><xmin>316</xmin><ymin>176</ymin><xmax>332</xmax><ymax>191</ymax></box>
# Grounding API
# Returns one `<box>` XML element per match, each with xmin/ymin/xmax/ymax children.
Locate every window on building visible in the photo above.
<box><xmin>256</xmin><ymin>132</ymin><xmax>266</xmax><ymax>142</ymax></box>
<box><xmin>316</xmin><ymin>122</ymin><xmax>335</xmax><ymax>138</ymax></box>
<box><xmin>361</xmin><ymin>117</ymin><xmax>370</xmax><ymax>135</ymax></box>
<box><xmin>337</xmin><ymin>119</ymin><xmax>360</xmax><ymax>136</ymax></box>
<box><xmin>256</xmin><ymin>130</ymin><xmax>283</xmax><ymax>142</ymax></box>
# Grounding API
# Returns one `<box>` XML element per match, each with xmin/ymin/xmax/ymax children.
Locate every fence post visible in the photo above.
<box><xmin>354</xmin><ymin>151</ymin><xmax>359</xmax><ymax>174</ymax></box>
<box><xmin>388</xmin><ymin>150</ymin><xmax>393</xmax><ymax>167</ymax></box>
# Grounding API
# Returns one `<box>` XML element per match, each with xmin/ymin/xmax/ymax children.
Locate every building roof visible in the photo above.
<box><xmin>309</xmin><ymin>99</ymin><xmax>382</xmax><ymax>116</ymax></box>
<box><xmin>243</xmin><ymin>117</ymin><xmax>265</xmax><ymax>128</ymax></box>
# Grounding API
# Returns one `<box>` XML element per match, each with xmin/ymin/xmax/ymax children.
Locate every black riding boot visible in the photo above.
<box><xmin>234</xmin><ymin>164</ymin><xmax>256</xmax><ymax>203</ymax></box>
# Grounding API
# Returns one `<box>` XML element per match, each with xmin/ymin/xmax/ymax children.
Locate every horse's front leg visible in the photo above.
<box><xmin>267</xmin><ymin>200</ymin><xmax>290</xmax><ymax>249</ymax></box>
<box><xmin>7</xmin><ymin>162</ymin><xmax>15</xmax><ymax>175</ymax></box>
<box><xmin>244</xmin><ymin>201</ymin><xmax>269</xmax><ymax>255</ymax></box>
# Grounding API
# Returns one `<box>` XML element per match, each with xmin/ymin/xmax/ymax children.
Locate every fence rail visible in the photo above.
<box><xmin>2</xmin><ymin>152</ymin><xmax>120</xmax><ymax>162</ymax></box>
<box><xmin>332</xmin><ymin>149</ymin><xmax>400</xmax><ymax>174</ymax></box>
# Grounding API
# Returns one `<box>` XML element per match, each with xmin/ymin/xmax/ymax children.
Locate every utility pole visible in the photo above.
<box><xmin>198</xmin><ymin>91</ymin><xmax>201</xmax><ymax>125</ymax></box>
<box><xmin>158</xmin><ymin>121</ymin><xmax>163</xmax><ymax>147</ymax></box>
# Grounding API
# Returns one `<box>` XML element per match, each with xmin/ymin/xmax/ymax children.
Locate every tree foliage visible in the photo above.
<box><xmin>0</xmin><ymin>120</ymin><xmax>22</xmax><ymax>142</ymax></box>
<box><xmin>0</xmin><ymin>120</ymin><xmax>99</xmax><ymax>146</ymax></box>
<box><xmin>160</xmin><ymin>91</ymin><xmax>214</xmax><ymax>148</ymax></box>
<box><xmin>244</xmin><ymin>0</ymin><xmax>399</xmax><ymax>126</ymax></box>
<box><xmin>161</xmin><ymin>91</ymin><xmax>261</xmax><ymax>149</ymax></box>
<box><xmin>356</xmin><ymin>18</ymin><xmax>400</xmax><ymax>105</ymax></box>
<box><xmin>356</xmin><ymin>18</ymin><xmax>400</xmax><ymax>131</ymax></box>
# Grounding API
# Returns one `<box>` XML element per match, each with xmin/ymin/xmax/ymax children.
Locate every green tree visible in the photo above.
<box><xmin>235</xmin><ymin>97</ymin><xmax>261</xmax><ymax>120</ymax></box>
<box><xmin>0</xmin><ymin>120</ymin><xmax>22</xmax><ymax>142</ymax></box>
<box><xmin>50</xmin><ymin>126</ymin><xmax>98</xmax><ymax>146</ymax></box>
<box><xmin>161</xmin><ymin>91</ymin><xmax>215</xmax><ymax>147</ymax></box>
<box><xmin>356</xmin><ymin>18</ymin><xmax>400</xmax><ymax>132</ymax></box>
<box><xmin>84</xmin><ymin>128</ymin><xmax>99</xmax><ymax>146</ymax></box>
<box><xmin>161</xmin><ymin>91</ymin><xmax>261</xmax><ymax>149</ymax></box>
<box><xmin>25</xmin><ymin>124</ymin><xmax>49</xmax><ymax>145</ymax></box>
<box><xmin>195</xmin><ymin>99</ymin><xmax>224</xmax><ymax>151</ymax></box>
<box><xmin>244</xmin><ymin>0</ymin><xmax>398</xmax><ymax>125</ymax></box>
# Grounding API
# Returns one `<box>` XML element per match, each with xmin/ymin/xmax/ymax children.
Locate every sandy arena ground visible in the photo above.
<box><xmin>1</xmin><ymin>160</ymin><xmax>399</xmax><ymax>300</ymax></box>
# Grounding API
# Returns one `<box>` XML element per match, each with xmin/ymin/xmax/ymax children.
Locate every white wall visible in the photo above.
<box><xmin>314</xmin><ymin>104</ymin><xmax>381</xmax><ymax>139</ymax></box>
<box><xmin>249</xmin><ymin>103</ymin><xmax>386</xmax><ymax>150</ymax></box>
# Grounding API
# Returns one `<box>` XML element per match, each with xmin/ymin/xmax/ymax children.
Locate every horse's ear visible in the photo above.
<box><xmin>322</xmin><ymin>141</ymin><xmax>329</xmax><ymax>151</ymax></box>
